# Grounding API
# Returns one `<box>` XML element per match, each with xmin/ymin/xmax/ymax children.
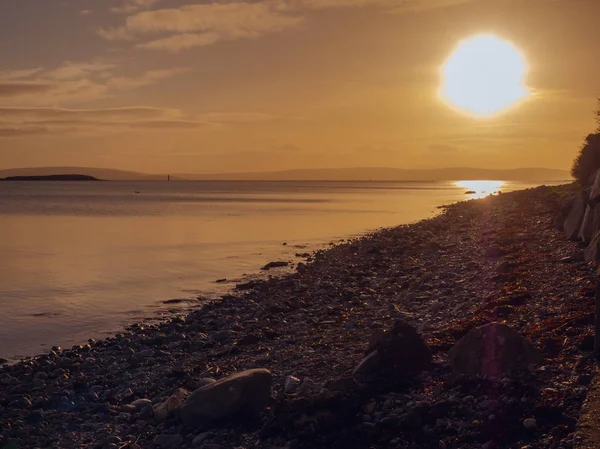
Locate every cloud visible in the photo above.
<box><xmin>0</xmin><ymin>68</ymin><xmax>44</xmax><ymax>81</ymax></box>
<box><xmin>99</xmin><ymin>2</ymin><xmax>304</xmax><ymax>51</ymax></box>
<box><xmin>108</xmin><ymin>68</ymin><xmax>189</xmax><ymax>90</ymax></box>
<box><xmin>429</xmin><ymin>143</ymin><xmax>458</xmax><ymax>153</ymax></box>
<box><xmin>0</xmin><ymin>62</ymin><xmax>188</xmax><ymax>106</ymax></box>
<box><xmin>197</xmin><ymin>112</ymin><xmax>276</xmax><ymax>123</ymax></box>
<box><xmin>44</xmin><ymin>61</ymin><xmax>116</xmax><ymax>81</ymax></box>
<box><xmin>80</xmin><ymin>9</ymin><xmax>92</xmax><ymax>16</ymax></box>
<box><xmin>0</xmin><ymin>83</ymin><xmax>56</xmax><ymax>98</ymax></box>
<box><xmin>0</xmin><ymin>127</ymin><xmax>49</xmax><ymax>138</ymax></box>
<box><xmin>0</xmin><ymin>107</ymin><xmax>277</xmax><ymax>137</ymax></box>
<box><xmin>99</xmin><ymin>0</ymin><xmax>477</xmax><ymax>51</ymax></box>
<box><xmin>111</xmin><ymin>0</ymin><xmax>160</xmax><ymax>14</ymax></box>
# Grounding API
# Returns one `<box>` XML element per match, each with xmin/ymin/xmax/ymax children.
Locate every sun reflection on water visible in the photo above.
<box><xmin>455</xmin><ymin>180</ymin><xmax>504</xmax><ymax>199</ymax></box>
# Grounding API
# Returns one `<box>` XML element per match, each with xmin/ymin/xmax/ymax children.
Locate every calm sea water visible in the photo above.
<box><xmin>0</xmin><ymin>180</ymin><xmax>561</xmax><ymax>360</ymax></box>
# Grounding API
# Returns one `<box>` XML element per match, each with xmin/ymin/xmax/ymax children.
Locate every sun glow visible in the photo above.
<box><xmin>455</xmin><ymin>180</ymin><xmax>504</xmax><ymax>199</ymax></box>
<box><xmin>439</xmin><ymin>35</ymin><xmax>530</xmax><ymax>118</ymax></box>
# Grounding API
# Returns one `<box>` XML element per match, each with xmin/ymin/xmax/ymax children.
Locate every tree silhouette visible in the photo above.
<box><xmin>571</xmin><ymin>99</ymin><xmax>600</xmax><ymax>185</ymax></box>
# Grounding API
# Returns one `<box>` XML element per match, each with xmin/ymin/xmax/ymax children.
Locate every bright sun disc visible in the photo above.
<box><xmin>439</xmin><ymin>35</ymin><xmax>530</xmax><ymax>117</ymax></box>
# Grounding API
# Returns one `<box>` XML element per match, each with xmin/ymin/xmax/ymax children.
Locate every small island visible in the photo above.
<box><xmin>0</xmin><ymin>174</ymin><xmax>101</xmax><ymax>181</ymax></box>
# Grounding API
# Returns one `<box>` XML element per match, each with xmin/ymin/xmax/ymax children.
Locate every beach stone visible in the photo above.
<box><xmin>564</xmin><ymin>190</ymin><xmax>589</xmax><ymax>240</ymax></box>
<box><xmin>523</xmin><ymin>418</ymin><xmax>537</xmax><ymax>429</ymax></box>
<box><xmin>353</xmin><ymin>320</ymin><xmax>432</xmax><ymax>378</ymax></box>
<box><xmin>130</xmin><ymin>398</ymin><xmax>152</xmax><ymax>410</ymax></box>
<box><xmin>153</xmin><ymin>434</ymin><xmax>183</xmax><ymax>447</ymax></box>
<box><xmin>449</xmin><ymin>323</ymin><xmax>542</xmax><ymax>376</ymax></box>
<box><xmin>284</xmin><ymin>376</ymin><xmax>301</xmax><ymax>394</ymax></box>
<box><xmin>179</xmin><ymin>368</ymin><xmax>272</xmax><ymax>426</ymax></box>
<box><xmin>153</xmin><ymin>388</ymin><xmax>189</xmax><ymax>420</ymax></box>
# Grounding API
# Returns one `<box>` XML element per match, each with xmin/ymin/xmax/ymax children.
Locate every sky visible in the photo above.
<box><xmin>0</xmin><ymin>0</ymin><xmax>598</xmax><ymax>174</ymax></box>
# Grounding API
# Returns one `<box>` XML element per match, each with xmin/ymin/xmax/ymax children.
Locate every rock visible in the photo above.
<box><xmin>296</xmin><ymin>378</ymin><xmax>322</xmax><ymax>397</ymax></box>
<box><xmin>564</xmin><ymin>190</ymin><xmax>589</xmax><ymax>240</ymax></box>
<box><xmin>585</xmin><ymin>231</ymin><xmax>600</xmax><ymax>263</ymax></box>
<box><xmin>449</xmin><ymin>323</ymin><xmax>542</xmax><ymax>376</ymax></box>
<box><xmin>485</xmin><ymin>245</ymin><xmax>505</xmax><ymax>259</ymax></box>
<box><xmin>179</xmin><ymin>368</ymin><xmax>272</xmax><ymax>426</ymax></box>
<box><xmin>209</xmin><ymin>330</ymin><xmax>232</xmax><ymax>342</ymax></box>
<box><xmin>153</xmin><ymin>434</ymin><xmax>184</xmax><ymax>447</ymax></box>
<box><xmin>284</xmin><ymin>376</ymin><xmax>301</xmax><ymax>394</ymax></box>
<box><xmin>554</xmin><ymin>195</ymin><xmax>576</xmax><ymax>230</ymax></box>
<box><xmin>153</xmin><ymin>388</ymin><xmax>189</xmax><ymax>420</ymax></box>
<box><xmin>590</xmin><ymin>169</ymin><xmax>600</xmax><ymax>204</ymax></box>
<box><xmin>192</xmin><ymin>432</ymin><xmax>213</xmax><ymax>446</ymax></box>
<box><xmin>578</xmin><ymin>204</ymin><xmax>599</xmax><ymax>243</ymax></box>
<box><xmin>353</xmin><ymin>320</ymin><xmax>432</xmax><ymax>379</ymax></box>
<box><xmin>523</xmin><ymin>418</ymin><xmax>537</xmax><ymax>429</ymax></box>
<box><xmin>496</xmin><ymin>261</ymin><xmax>512</xmax><ymax>274</ymax></box>
<box><xmin>262</xmin><ymin>261</ymin><xmax>289</xmax><ymax>270</ymax></box>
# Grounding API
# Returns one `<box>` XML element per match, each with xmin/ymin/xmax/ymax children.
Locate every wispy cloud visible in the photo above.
<box><xmin>0</xmin><ymin>61</ymin><xmax>188</xmax><ymax>106</ymax></box>
<box><xmin>99</xmin><ymin>0</ymin><xmax>476</xmax><ymax>51</ymax></box>
<box><xmin>0</xmin><ymin>83</ymin><xmax>56</xmax><ymax>98</ymax></box>
<box><xmin>99</xmin><ymin>2</ymin><xmax>304</xmax><ymax>51</ymax></box>
<box><xmin>111</xmin><ymin>0</ymin><xmax>160</xmax><ymax>14</ymax></box>
<box><xmin>109</xmin><ymin>68</ymin><xmax>189</xmax><ymax>90</ymax></box>
<box><xmin>0</xmin><ymin>107</ymin><xmax>278</xmax><ymax>138</ymax></box>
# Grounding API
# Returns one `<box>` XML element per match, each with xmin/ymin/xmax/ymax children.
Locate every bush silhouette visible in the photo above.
<box><xmin>572</xmin><ymin>133</ymin><xmax>600</xmax><ymax>185</ymax></box>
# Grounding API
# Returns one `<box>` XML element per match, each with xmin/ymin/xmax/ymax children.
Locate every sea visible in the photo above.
<box><xmin>0</xmin><ymin>179</ymin><xmax>564</xmax><ymax>361</ymax></box>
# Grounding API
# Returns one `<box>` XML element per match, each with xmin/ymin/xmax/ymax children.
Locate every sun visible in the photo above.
<box><xmin>439</xmin><ymin>34</ymin><xmax>530</xmax><ymax>118</ymax></box>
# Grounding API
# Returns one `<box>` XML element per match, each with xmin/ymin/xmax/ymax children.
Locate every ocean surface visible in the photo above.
<box><xmin>0</xmin><ymin>179</ymin><xmax>563</xmax><ymax>360</ymax></box>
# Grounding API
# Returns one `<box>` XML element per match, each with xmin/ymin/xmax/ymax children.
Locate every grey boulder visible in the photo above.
<box><xmin>449</xmin><ymin>323</ymin><xmax>542</xmax><ymax>376</ymax></box>
<box><xmin>179</xmin><ymin>368</ymin><xmax>272</xmax><ymax>426</ymax></box>
<box><xmin>564</xmin><ymin>190</ymin><xmax>589</xmax><ymax>240</ymax></box>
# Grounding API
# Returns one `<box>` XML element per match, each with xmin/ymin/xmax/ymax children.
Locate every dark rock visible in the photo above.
<box><xmin>554</xmin><ymin>195</ymin><xmax>576</xmax><ymax>230</ymax></box>
<box><xmin>589</xmin><ymin>169</ymin><xmax>600</xmax><ymax>204</ymax></box>
<box><xmin>485</xmin><ymin>245</ymin><xmax>505</xmax><ymax>259</ymax></box>
<box><xmin>153</xmin><ymin>434</ymin><xmax>184</xmax><ymax>447</ymax></box>
<box><xmin>564</xmin><ymin>190</ymin><xmax>589</xmax><ymax>240</ymax></box>
<box><xmin>353</xmin><ymin>320</ymin><xmax>432</xmax><ymax>379</ymax></box>
<box><xmin>586</xmin><ymin>231</ymin><xmax>600</xmax><ymax>263</ymax></box>
<box><xmin>262</xmin><ymin>261</ymin><xmax>290</xmax><ymax>270</ymax></box>
<box><xmin>578</xmin><ymin>204</ymin><xmax>598</xmax><ymax>243</ymax></box>
<box><xmin>180</xmin><ymin>368</ymin><xmax>272</xmax><ymax>426</ymax></box>
<box><xmin>448</xmin><ymin>323</ymin><xmax>542</xmax><ymax>376</ymax></box>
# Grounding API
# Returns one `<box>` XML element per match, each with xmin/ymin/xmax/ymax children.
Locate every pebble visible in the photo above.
<box><xmin>523</xmin><ymin>418</ymin><xmax>537</xmax><ymax>429</ymax></box>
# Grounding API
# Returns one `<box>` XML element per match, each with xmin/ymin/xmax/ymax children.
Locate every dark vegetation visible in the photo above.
<box><xmin>571</xmin><ymin>100</ymin><xmax>600</xmax><ymax>185</ymax></box>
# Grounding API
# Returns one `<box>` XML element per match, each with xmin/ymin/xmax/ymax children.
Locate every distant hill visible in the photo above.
<box><xmin>0</xmin><ymin>166</ymin><xmax>572</xmax><ymax>182</ymax></box>
<box><xmin>180</xmin><ymin>167</ymin><xmax>572</xmax><ymax>182</ymax></box>
<box><xmin>0</xmin><ymin>167</ymin><xmax>172</xmax><ymax>181</ymax></box>
<box><xmin>0</xmin><ymin>174</ymin><xmax>100</xmax><ymax>181</ymax></box>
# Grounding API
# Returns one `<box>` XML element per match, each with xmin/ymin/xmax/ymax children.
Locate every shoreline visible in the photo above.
<box><xmin>2</xmin><ymin>183</ymin><xmax>595</xmax><ymax>449</ymax></box>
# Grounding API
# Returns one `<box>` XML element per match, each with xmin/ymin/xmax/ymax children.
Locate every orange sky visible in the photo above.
<box><xmin>0</xmin><ymin>0</ymin><xmax>598</xmax><ymax>174</ymax></box>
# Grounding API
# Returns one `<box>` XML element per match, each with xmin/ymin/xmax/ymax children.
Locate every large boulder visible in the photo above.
<box><xmin>179</xmin><ymin>369</ymin><xmax>272</xmax><ymax>426</ymax></box>
<box><xmin>579</xmin><ymin>204</ymin><xmax>598</xmax><ymax>243</ymax></box>
<box><xmin>449</xmin><ymin>323</ymin><xmax>542</xmax><ymax>376</ymax></box>
<box><xmin>353</xmin><ymin>320</ymin><xmax>432</xmax><ymax>379</ymax></box>
<box><xmin>586</xmin><ymin>231</ymin><xmax>600</xmax><ymax>263</ymax></box>
<box><xmin>564</xmin><ymin>190</ymin><xmax>589</xmax><ymax>240</ymax></box>
<box><xmin>590</xmin><ymin>169</ymin><xmax>600</xmax><ymax>204</ymax></box>
<box><xmin>554</xmin><ymin>195</ymin><xmax>577</xmax><ymax>230</ymax></box>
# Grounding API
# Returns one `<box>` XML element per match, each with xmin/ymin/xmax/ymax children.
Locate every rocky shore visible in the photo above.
<box><xmin>1</xmin><ymin>183</ymin><xmax>596</xmax><ymax>449</ymax></box>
